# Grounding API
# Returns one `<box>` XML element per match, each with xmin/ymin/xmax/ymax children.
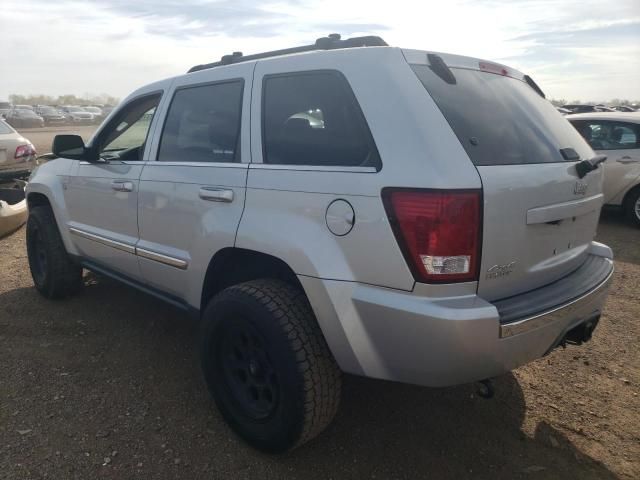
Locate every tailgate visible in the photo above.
<box><xmin>478</xmin><ymin>163</ymin><xmax>602</xmax><ymax>300</ymax></box>
<box><xmin>409</xmin><ymin>55</ymin><xmax>604</xmax><ymax>301</ymax></box>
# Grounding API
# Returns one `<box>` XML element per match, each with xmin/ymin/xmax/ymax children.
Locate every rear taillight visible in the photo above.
<box><xmin>383</xmin><ymin>189</ymin><xmax>482</xmax><ymax>283</ymax></box>
<box><xmin>15</xmin><ymin>144</ymin><xmax>36</xmax><ymax>159</ymax></box>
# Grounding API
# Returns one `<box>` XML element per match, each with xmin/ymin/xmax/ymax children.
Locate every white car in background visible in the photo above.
<box><xmin>568</xmin><ymin>112</ymin><xmax>640</xmax><ymax>226</ymax></box>
<box><xmin>0</xmin><ymin>119</ymin><xmax>34</xmax><ymax>236</ymax></box>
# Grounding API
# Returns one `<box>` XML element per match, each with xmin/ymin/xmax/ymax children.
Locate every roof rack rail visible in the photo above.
<box><xmin>187</xmin><ymin>33</ymin><xmax>388</xmax><ymax>73</ymax></box>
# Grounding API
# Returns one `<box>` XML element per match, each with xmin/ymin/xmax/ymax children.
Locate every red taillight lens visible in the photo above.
<box><xmin>15</xmin><ymin>144</ymin><xmax>36</xmax><ymax>159</ymax></box>
<box><xmin>383</xmin><ymin>189</ymin><xmax>482</xmax><ymax>283</ymax></box>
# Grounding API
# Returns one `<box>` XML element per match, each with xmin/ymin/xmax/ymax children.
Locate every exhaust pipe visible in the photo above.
<box><xmin>564</xmin><ymin>315</ymin><xmax>600</xmax><ymax>345</ymax></box>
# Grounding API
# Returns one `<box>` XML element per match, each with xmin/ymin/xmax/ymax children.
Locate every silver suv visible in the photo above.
<box><xmin>25</xmin><ymin>35</ymin><xmax>613</xmax><ymax>453</ymax></box>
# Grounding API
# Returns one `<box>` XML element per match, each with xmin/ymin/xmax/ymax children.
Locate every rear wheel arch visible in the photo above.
<box><xmin>200</xmin><ymin>247</ymin><xmax>304</xmax><ymax>312</ymax></box>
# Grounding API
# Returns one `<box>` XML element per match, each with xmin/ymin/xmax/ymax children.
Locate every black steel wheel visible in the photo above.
<box><xmin>26</xmin><ymin>206</ymin><xmax>82</xmax><ymax>299</ymax></box>
<box><xmin>217</xmin><ymin>317</ymin><xmax>280</xmax><ymax>420</ymax></box>
<box><xmin>201</xmin><ymin>279</ymin><xmax>342</xmax><ymax>453</ymax></box>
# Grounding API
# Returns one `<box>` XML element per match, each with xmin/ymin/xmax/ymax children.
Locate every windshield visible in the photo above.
<box><xmin>40</xmin><ymin>107</ymin><xmax>58</xmax><ymax>114</ymax></box>
<box><xmin>66</xmin><ymin>107</ymin><xmax>83</xmax><ymax>112</ymax></box>
<box><xmin>411</xmin><ymin>65</ymin><xmax>592</xmax><ymax>166</ymax></box>
<box><xmin>84</xmin><ymin>107</ymin><xmax>100</xmax><ymax>113</ymax></box>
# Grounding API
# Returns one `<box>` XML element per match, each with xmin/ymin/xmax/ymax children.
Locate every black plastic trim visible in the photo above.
<box><xmin>80</xmin><ymin>259</ymin><xmax>197</xmax><ymax>318</ymax></box>
<box><xmin>495</xmin><ymin>254</ymin><xmax>613</xmax><ymax>324</ymax></box>
<box><xmin>188</xmin><ymin>34</ymin><xmax>387</xmax><ymax>73</ymax></box>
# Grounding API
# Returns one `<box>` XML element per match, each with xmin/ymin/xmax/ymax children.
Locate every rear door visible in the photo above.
<box><xmin>569</xmin><ymin>118</ymin><xmax>640</xmax><ymax>205</ymax></box>
<box><xmin>136</xmin><ymin>64</ymin><xmax>252</xmax><ymax>306</ymax></box>
<box><xmin>411</xmin><ymin>59</ymin><xmax>603</xmax><ymax>301</ymax></box>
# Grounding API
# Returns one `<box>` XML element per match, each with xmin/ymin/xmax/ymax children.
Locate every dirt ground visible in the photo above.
<box><xmin>1</xmin><ymin>129</ymin><xmax>639</xmax><ymax>479</ymax></box>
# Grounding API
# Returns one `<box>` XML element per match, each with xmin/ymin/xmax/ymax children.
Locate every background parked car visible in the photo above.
<box><xmin>568</xmin><ymin>112</ymin><xmax>640</xmax><ymax>226</ymax></box>
<box><xmin>13</xmin><ymin>104</ymin><xmax>34</xmax><ymax>111</ymax></box>
<box><xmin>563</xmin><ymin>104</ymin><xmax>615</xmax><ymax>113</ymax></box>
<box><xmin>0</xmin><ymin>119</ymin><xmax>37</xmax><ymax>181</ymax></box>
<box><xmin>5</xmin><ymin>109</ymin><xmax>45</xmax><ymax>128</ymax></box>
<box><xmin>101</xmin><ymin>105</ymin><xmax>116</xmax><ymax>117</ymax></box>
<box><xmin>58</xmin><ymin>106</ymin><xmax>94</xmax><ymax>125</ymax></box>
<box><xmin>0</xmin><ymin>101</ymin><xmax>12</xmax><ymax>118</ymax></box>
<box><xmin>81</xmin><ymin>106</ymin><xmax>104</xmax><ymax>123</ymax></box>
<box><xmin>612</xmin><ymin>105</ymin><xmax>637</xmax><ymax>112</ymax></box>
<box><xmin>34</xmin><ymin>106</ymin><xmax>67</xmax><ymax>126</ymax></box>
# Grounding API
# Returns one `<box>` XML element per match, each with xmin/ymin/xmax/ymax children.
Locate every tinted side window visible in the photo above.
<box><xmin>570</xmin><ymin>120</ymin><xmax>639</xmax><ymax>150</ymax></box>
<box><xmin>158</xmin><ymin>81</ymin><xmax>243</xmax><ymax>163</ymax></box>
<box><xmin>262</xmin><ymin>71</ymin><xmax>381</xmax><ymax>170</ymax></box>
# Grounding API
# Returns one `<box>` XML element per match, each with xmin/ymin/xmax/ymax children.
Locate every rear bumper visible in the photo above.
<box><xmin>302</xmin><ymin>244</ymin><xmax>613</xmax><ymax>388</ymax></box>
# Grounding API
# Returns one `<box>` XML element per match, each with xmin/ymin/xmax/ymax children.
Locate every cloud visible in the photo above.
<box><xmin>0</xmin><ymin>0</ymin><xmax>638</xmax><ymax>101</ymax></box>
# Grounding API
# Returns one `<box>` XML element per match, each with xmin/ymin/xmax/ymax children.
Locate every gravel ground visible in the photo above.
<box><xmin>1</xmin><ymin>129</ymin><xmax>638</xmax><ymax>479</ymax></box>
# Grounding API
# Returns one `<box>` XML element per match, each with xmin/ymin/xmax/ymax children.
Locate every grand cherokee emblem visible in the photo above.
<box><xmin>574</xmin><ymin>181</ymin><xmax>588</xmax><ymax>195</ymax></box>
<box><xmin>486</xmin><ymin>262</ymin><xmax>516</xmax><ymax>279</ymax></box>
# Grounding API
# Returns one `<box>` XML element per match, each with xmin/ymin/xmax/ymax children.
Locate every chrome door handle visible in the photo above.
<box><xmin>111</xmin><ymin>181</ymin><xmax>134</xmax><ymax>192</ymax></box>
<box><xmin>199</xmin><ymin>187</ymin><xmax>234</xmax><ymax>203</ymax></box>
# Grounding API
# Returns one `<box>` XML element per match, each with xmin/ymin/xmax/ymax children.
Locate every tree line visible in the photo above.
<box><xmin>7</xmin><ymin>93</ymin><xmax>120</xmax><ymax>106</ymax></box>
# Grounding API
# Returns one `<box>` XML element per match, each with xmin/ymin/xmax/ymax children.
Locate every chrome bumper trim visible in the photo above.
<box><xmin>499</xmin><ymin>262</ymin><xmax>614</xmax><ymax>338</ymax></box>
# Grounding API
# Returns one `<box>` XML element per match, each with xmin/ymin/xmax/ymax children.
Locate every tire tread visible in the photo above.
<box><xmin>211</xmin><ymin>279</ymin><xmax>341</xmax><ymax>450</ymax></box>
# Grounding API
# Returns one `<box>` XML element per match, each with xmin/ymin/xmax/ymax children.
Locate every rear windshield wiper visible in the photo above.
<box><xmin>575</xmin><ymin>155</ymin><xmax>607</xmax><ymax>178</ymax></box>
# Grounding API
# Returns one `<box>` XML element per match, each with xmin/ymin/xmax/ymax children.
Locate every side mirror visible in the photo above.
<box><xmin>52</xmin><ymin>135</ymin><xmax>97</xmax><ymax>161</ymax></box>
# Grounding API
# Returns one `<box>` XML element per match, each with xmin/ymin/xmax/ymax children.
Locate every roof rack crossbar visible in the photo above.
<box><xmin>187</xmin><ymin>34</ymin><xmax>387</xmax><ymax>73</ymax></box>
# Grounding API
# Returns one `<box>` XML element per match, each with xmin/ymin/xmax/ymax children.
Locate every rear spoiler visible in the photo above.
<box><xmin>523</xmin><ymin>75</ymin><xmax>546</xmax><ymax>98</ymax></box>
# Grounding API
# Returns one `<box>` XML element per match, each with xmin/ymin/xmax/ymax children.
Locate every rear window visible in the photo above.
<box><xmin>0</xmin><ymin>121</ymin><xmax>13</xmax><ymax>134</ymax></box>
<box><xmin>411</xmin><ymin>65</ymin><xmax>590</xmax><ymax>166</ymax></box>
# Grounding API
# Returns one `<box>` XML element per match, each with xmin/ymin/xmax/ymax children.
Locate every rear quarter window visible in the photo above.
<box><xmin>262</xmin><ymin>71</ymin><xmax>381</xmax><ymax>170</ymax></box>
<box><xmin>411</xmin><ymin>65</ymin><xmax>591</xmax><ymax>166</ymax></box>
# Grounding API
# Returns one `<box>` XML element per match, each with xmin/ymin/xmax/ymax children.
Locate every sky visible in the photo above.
<box><xmin>1</xmin><ymin>0</ymin><xmax>639</xmax><ymax>102</ymax></box>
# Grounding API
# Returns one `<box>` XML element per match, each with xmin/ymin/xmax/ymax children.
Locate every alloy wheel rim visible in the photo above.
<box><xmin>635</xmin><ymin>196</ymin><xmax>640</xmax><ymax>220</ymax></box>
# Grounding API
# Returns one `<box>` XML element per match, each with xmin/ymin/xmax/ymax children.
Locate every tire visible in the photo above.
<box><xmin>26</xmin><ymin>206</ymin><xmax>83</xmax><ymax>299</ymax></box>
<box><xmin>200</xmin><ymin>279</ymin><xmax>342</xmax><ymax>453</ymax></box>
<box><xmin>624</xmin><ymin>187</ymin><xmax>640</xmax><ymax>227</ymax></box>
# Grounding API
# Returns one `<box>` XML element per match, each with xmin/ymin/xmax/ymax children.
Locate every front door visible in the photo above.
<box><xmin>64</xmin><ymin>93</ymin><xmax>163</xmax><ymax>280</ymax></box>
